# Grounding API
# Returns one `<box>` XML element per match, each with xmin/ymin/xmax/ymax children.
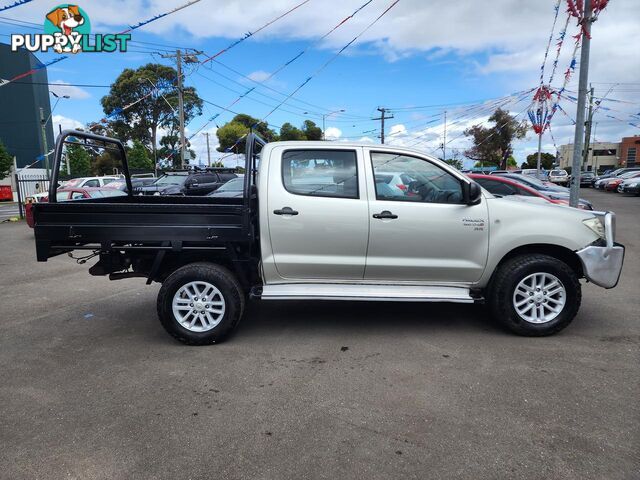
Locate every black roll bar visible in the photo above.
<box><xmin>49</xmin><ymin>130</ymin><xmax>133</xmax><ymax>202</ymax></box>
<box><xmin>243</xmin><ymin>133</ymin><xmax>266</xmax><ymax>211</ymax></box>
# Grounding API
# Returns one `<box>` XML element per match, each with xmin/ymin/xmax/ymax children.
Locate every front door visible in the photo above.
<box><xmin>266</xmin><ymin>146</ymin><xmax>369</xmax><ymax>280</ymax></box>
<box><xmin>364</xmin><ymin>150</ymin><xmax>489</xmax><ymax>283</ymax></box>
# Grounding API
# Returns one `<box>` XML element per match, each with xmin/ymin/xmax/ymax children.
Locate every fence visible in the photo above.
<box><xmin>14</xmin><ymin>173</ymin><xmax>50</xmax><ymax>219</ymax></box>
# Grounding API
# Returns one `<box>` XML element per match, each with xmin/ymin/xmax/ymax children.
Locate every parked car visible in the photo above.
<box><xmin>620</xmin><ymin>176</ymin><xmax>640</xmax><ymax>195</ymax></box>
<box><xmin>103</xmin><ymin>177</ymin><xmax>157</xmax><ymax>192</ymax></box>
<box><xmin>62</xmin><ymin>176</ymin><xmax>121</xmax><ymax>188</ymax></box>
<box><xmin>604</xmin><ymin>171</ymin><xmax>640</xmax><ymax>192</ymax></box>
<box><xmin>135</xmin><ymin>170</ymin><xmax>237</xmax><ymax>196</ymax></box>
<box><xmin>468</xmin><ymin>174</ymin><xmax>584</xmax><ymax>209</ymax></box>
<box><xmin>579</xmin><ymin>171</ymin><xmax>595</xmax><ymax>187</ymax></box>
<box><xmin>26</xmin><ymin>187</ymin><xmax>126</xmax><ymax>227</ymax></box>
<box><xmin>494</xmin><ymin>173</ymin><xmax>593</xmax><ymax>210</ymax></box>
<box><xmin>591</xmin><ymin>167</ymin><xmax>640</xmax><ymax>187</ymax></box>
<box><xmin>206</xmin><ymin>177</ymin><xmax>246</xmax><ymax>198</ymax></box>
<box><xmin>33</xmin><ymin>130</ymin><xmax>625</xmax><ymax>344</ymax></box>
<box><xmin>521</xmin><ymin>168</ymin><xmax>548</xmax><ymax>179</ymax></box>
<box><xmin>548</xmin><ymin>169</ymin><xmax>569</xmax><ymax>185</ymax></box>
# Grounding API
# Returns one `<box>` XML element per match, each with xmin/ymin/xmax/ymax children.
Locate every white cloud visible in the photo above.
<box><xmin>324</xmin><ymin>126</ymin><xmax>343</xmax><ymax>140</ymax></box>
<box><xmin>246</xmin><ymin>70</ymin><xmax>272</xmax><ymax>82</ymax></box>
<box><xmin>49</xmin><ymin>81</ymin><xmax>91</xmax><ymax>100</ymax></box>
<box><xmin>52</xmin><ymin>114</ymin><xmax>84</xmax><ymax>133</ymax></box>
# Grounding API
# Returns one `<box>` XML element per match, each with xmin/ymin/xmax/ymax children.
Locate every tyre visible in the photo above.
<box><xmin>488</xmin><ymin>254</ymin><xmax>581</xmax><ymax>336</ymax></box>
<box><xmin>157</xmin><ymin>262</ymin><xmax>245</xmax><ymax>345</ymax></box>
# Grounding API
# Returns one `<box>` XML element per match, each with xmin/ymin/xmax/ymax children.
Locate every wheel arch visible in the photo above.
<box><xmin>491</xmin><ymin>243</ymin><xmax>584</xmax><ymax>285</ymax></box>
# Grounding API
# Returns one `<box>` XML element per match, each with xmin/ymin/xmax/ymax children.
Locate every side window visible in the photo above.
<box><xmin>476</xmin><ymin>179</ymin><xmax>517</xmax><ymax>196</ymax></box>
<box><xmin>370</xmin><ymin>152</ymin><xmax>463</xmax><ymax>204</ymax></box>
<box><xmin>282</xmin><ymin>150</ymin><xmax>358</xmax><ymax>199</ymax></box>
<box><xmin>199</xmin><ymin>174</ymin><xmax>218</xmax><ymax>184</ymax></box>
<box><xmin>84</xmin><ymin>179</ymin><xmax>99</xmax><ymax>188</ymax></box>
<box><xmin>71</xmin><ymin>191</ymin><xmax>86</xmax><ymax>200</ymax></box>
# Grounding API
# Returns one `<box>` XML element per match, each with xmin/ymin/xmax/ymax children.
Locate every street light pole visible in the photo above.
<box><xmin>322</xmin><ymin>109</ymin><xmax>345</xmax><ymax>140</ymax></box>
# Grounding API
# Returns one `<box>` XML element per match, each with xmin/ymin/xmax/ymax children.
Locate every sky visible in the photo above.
<box><xmin>1</xmin><ymin>0</ymin><xmax>638</xmax><ymax>168</ymax></box>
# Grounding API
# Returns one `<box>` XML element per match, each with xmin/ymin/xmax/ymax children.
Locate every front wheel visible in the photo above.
<box><xmin>157</xmin><ymin>262</ymin><xmax>245</xmax><ymax>345</ymax></box>
<box><xmin>488</xmin><ymin>254</ymin><xmax>581</xmax><ymax>336</ymax></box>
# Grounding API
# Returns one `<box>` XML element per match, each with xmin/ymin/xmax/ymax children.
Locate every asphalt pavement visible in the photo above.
<box><xmin>0</xmin><ymin>202</ymin><xmax>20</xmax><ymax>221</ymax></box>
<box><xmin>0</xmin><ymin>189</ymin><xmax>638</xmax><ymax>480</ymax></box>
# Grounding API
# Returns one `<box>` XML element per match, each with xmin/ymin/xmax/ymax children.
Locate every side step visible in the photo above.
<box><xmin>254</xmin><ymin>284</ymin><xmax>479</xmax><ymax>303</ymax></box>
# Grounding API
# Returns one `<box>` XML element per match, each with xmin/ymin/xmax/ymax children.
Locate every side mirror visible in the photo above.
<box><xmin>465</xmin><ymin>181</ymin><xmax>482</xmax><ymax>205</ymax></box>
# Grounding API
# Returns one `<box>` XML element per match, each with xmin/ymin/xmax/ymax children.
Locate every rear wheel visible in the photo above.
<box><xmin>157</xmin><ymin>262</ymin><xmax>244</xmax><ymax>345</ymax></box>
<box><xmin>488</xmin><ymin>254</ymin><xmax>581</xmax><ymax>336</ymax></box>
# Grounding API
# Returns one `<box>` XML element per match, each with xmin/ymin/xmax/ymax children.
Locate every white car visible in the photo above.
<box><xmin>62</xmin><ymin>176</ymin><xmax>121</xmax><ymax>189</ymax></box>
<box><xmin>548</xmin><ymin>169</ymin><xmax>570</xmax><ymax>185</ymax></box>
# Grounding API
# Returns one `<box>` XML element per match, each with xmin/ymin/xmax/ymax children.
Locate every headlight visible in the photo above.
<box><xmin>630</xmin><ymin>183</ymin><xmax>639</xmax><ymax>188</ymax></box>
<box><xmin>583</xmin><ymin>217</ymin><xmax>605</xmax><ymax>239</ymax></box>
<box><xmin>154</xmin><ymin>191</ymin><xmax>161</xmax><ymax>196</ymax></box>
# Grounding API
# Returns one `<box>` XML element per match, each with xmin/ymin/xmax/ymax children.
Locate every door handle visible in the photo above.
<box><xmin>273</xmin><ymin>207</ymin><xmax>299</xmax><ymax>216</ymax></box>
<box><xmin>373</xmin><ymin>210</ymin><xmax>398</xmax><ymax>219</ymax></box>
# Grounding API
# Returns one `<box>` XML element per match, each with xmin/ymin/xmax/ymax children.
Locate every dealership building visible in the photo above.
<box><xmin>0</xmin><ymin>43</ymin><xmax>54</xmax><ymax>170</ymax></box>
<box><xmin>557</xmin><ymin>136</ymin><xmax>640</xmax><ymax>172</ymax></box>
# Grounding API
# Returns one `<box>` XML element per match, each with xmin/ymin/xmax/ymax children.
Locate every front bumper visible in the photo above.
<box><xmin>622</xmin><ymin>185</ymin><xmax>640</xmax><ymax>194</ymax></box>
<box><xmin>576</xmin><ymin>212</ymin><xmax>624</xmax><ymax>288</ymax></box>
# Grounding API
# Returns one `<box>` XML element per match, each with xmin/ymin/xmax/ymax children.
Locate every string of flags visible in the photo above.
<box><xmin>0</xmin><ymin>0</ymin><xmax>203</xmax><ymax>88</ymax></box>
<box><xmin>200</xmin><ymin>0</ymin><xmax>313</xmax><ymax>65</ymax></box>
<box><xmin>123</xmin><ymin>0</ymin><xmax>202</xmax><ymax>34</ymax></box>
<box><xmin>0</xmin><ymin>0</ymin><xmax>32</xmax><ymax>13</ymax></box>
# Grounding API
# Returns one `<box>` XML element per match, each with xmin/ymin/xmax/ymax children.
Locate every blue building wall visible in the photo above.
<box><xmin>0</xmin><ymin>43</ymin><xmax>54</xmax><ymax>169</ymax></box>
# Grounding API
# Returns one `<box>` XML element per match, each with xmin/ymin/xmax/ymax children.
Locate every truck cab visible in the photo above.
<box><xmin>33</xmin><ymin>131</ymin><xmax>625</xmax><ymax>345</ymax></box>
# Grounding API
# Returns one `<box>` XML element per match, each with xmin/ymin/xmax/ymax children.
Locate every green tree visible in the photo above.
<box><xmin>127</xmin><ymin>140</ymin><xmax>154</xmax><ymax>171</ymax></box>
<box><xmin>301</xmin><ymin>120</ymin><xmax>322</xmax><ymax>140</ymax></box>
<box><xmin>100</xmin><ymin>63</ymin><xmax>203</xmax><ymax>162</ymax></box>
<box><xmin>92</xmin><ymin>151</ymin><xmax>120</xmax><ymax>176</ymax></box>
<box><xmin>66</xmin><ymin>143</ymin><xmax>91</xmax><ymax>177</ymax></box>
<box><xmin>444</xmin><ymin>157</ymin><xmax>463</xmax><ymax>170</ymax></box>
<box><xmin>0</xmin><ymin>140</ymin><xmax>12</xmax><ymax>180</ymax></box>
<box><xmin>507</xmin><ymin>155</ymin><xmax>517</xmax><ymax>168</ymax></box>
<box><xmin>524</xmin><ymin>152</ymin><xmax>555</xmax><ymax>170</ymax></box>
<box><xmin>216</xmin><ymin>114</ymin><xmax>278</xmax><ymax>153</ymax></box>
<box><xmin>464</xmin><ymin>108</ymin><xmax>528</xmax><ymax>170</ymax></box>
<box><xmin>279</xmin><ymin>122</ymin><xmax>306</xmax><ymax>141</ymax></box>
<box><xmin>210</xmin><ymin>161</ymin><xmax>225</xmax><ymax>167</ymax></box>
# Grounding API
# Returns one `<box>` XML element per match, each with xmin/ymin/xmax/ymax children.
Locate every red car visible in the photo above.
<box><xmin>604</xmin><ymin>171</ymin><xmax>640</xmax><ymax>192</ymax></box>
<box><xmin>468</xmin><ymin>174</ymin><xmax>578</xmax><ymax>208</ymax></box>
<box><xmin>26</xmin><ymin>187</ymin><xmax>126</xmax><ymax>228</ymax></box>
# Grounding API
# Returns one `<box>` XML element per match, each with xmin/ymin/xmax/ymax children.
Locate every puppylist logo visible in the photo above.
<box><xmin>11</xmin><ymin>4</ymin><xmax>130</xmax><ymax>54</ymax></box>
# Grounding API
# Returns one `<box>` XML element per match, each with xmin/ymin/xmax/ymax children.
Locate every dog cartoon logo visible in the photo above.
<box><xmin>44</xmin><ymin>4</ymin><xmax>90</xmax><ymax>54</ymax></box>
<box><xmin>11</xmin><ymin>4</ymin><xmax>129</xmax><ymax>54</ymax></box>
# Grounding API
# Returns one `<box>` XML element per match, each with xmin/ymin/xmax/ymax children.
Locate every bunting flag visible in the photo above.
<box><xmin>528</xmin><ymin>85</ymin><xmax>553</xmax><ymax>134</ymax></box>
<box><xmin>539</xmin><ymin>0</ymin><xmax>562</xmax><ymax>86</ymax></box>
<box><xmin>204</xmin><ymin>0</ymin><xmax>374</xmax><ymax>124</ymax></box>
<box><xmin>0</xmin><ymin>0</ymin><xmax>33</xmax><ymax>13</ymax></box>
<box><xmin>201</xmin><ymin>0</ymin><xmax>313</xmax><ymax>65</ymax></box>
<box><xmin>122</xmin><ymin>0</ymin><xmax>202</xmax><ymax>34</ymax></box>
<box><xmin>261</xmin><ymin>0</ymin><xmax>402</xmax><ymax>122</ymax></box>
<box><xmin>1</xmin><ymin>0</ymin><xmax>202</xmax><ymax>87</ymax></box>
<box><xmin>3</xmin><ymin>56</ymin><xmax>68</xmax><ymax>86</ymax></box>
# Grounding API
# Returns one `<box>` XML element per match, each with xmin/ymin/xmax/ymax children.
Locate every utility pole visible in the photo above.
<box><xmin>373</xmin><ymin>107</ymin><xmax>394</xmax><ymax>144</ymax></box>
<box><xmin>39</xmin><ymin>107</ymin><xmax>49</xmax><ymax>179</ymax></box>
<box><xmin>161</xmin><ymin>49</ymin><xmax>200</xmax><ymax>169</ymax></box>
<box><xmin>536</xmin><ymin>133</ymin><xmax>543</xmax><ymax>179</ymax></box>
<box><xmin>582</xmin><ymin>85</ymin><xmax>595</xmax><ymax>171</ymax></box>
<box><xmin>569</xmin><ymin>0</ymin><xmax>593</xmax><ymax>207</ymax></box>
<box><xmin>204</xmin><ymin>132</ymin><xmax>211</xmax><ymax>166</ymax></box>
<box><xmin>176</xmin><ymin>50</ymin><xmax>186</xmax><ymax>169</ymax></box>
<box><xmin>442</xmin><ymin>110</ymin><xmax>447</xmax><ymax>161</ymax></box>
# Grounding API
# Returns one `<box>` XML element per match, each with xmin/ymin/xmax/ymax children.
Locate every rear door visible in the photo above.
<box><xmin>266</xmin><ymin>146</ymin><xmax>369</xmax><ymax>280</ymax></box>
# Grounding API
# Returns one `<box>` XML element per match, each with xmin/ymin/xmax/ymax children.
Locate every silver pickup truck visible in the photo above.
<box><xmin>34</xmin><ymin>132</ymin><xmax>625</xmax><ymax>345</ymax></box>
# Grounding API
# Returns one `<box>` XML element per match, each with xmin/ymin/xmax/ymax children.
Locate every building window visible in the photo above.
<box><xmin>592</xmin><ymin>149</ymin><xmax>616</xmax><ymax>156</ymax></box>
<box><xmin>627</xmin><ymin>147</ymin><xmax>637</xmax><ymax>166</ymax></box>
